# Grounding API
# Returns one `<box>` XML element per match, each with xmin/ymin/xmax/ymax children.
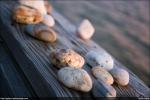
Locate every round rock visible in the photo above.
<box><xmin>58</xmin><ymin>67</ymin><xmax>92</xmax><ymax>92</ymax></box>
<box><xmin>50</xmin><ymin>49</ymin><xmax>85</xmax><ymax>68</ymax></box>
<box><xmin>92</xmin><ymin>66</ymin><xmax>114</xmax><ymax>85</ymax></box>
<box><xmin>109</xmin><ymin>67</ymin><xmax>129</xmax><ymax>86</ymax></box>
<box><xmin>24</xmin><ymin>24</ymin><xmax>57</xmax><ymax>42</ymax></box>
<box><xmin>19</xmin><ymin>0</ymin><xmax>47</xmax><ymax>15</ymax></box>
<box><xmin>85</xmin><ymin>50</ymin><xmax>114</xmax><ymax>71</ymax></box>
<box><xmin>77</xmin><ymin>19</ymin><xmax>95</xmax><ymax>40</ymax></box>
<box><xmin>13</xmin><ymin>5</ymin><xmax>43</xmax><ymax>24</ymax></box>
<box><xmin>42</xmin><ymin>14</ymin><xmax>55</xmax><ymax>27</ymax></box>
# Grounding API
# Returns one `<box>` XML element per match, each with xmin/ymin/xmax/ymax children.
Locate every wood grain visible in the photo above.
<box><xmin>0</xmin><ymin>42</ymin><xmax>32</xmax><ymax>97</ymax></box>
<box><xmin>52</xmin><ymin>10</ymin><xmax>150</xmax><ymax>97</ymax></box>
<box><xmin>0</xmin><ymin>0</ymin><xmax>149</xmax><ymax>97</ymax></box>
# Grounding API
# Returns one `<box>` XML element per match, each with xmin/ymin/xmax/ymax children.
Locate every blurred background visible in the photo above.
<box><xmin>50</xmin><ymin>0</ymin><xmax>150</xmax><ymax>86</ymax></box>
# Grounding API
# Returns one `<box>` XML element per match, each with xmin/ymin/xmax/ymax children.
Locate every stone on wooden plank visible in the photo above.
<box><xmin>109</xmin><ymin>67</ymin><xmax>129</xmax><ymax>86</ymax></box>
<box><xmin>92</xmin><ymin>66</ymin><xmax>114</xmax><ymax>85</ymax></box>
<box><xmin>58</xmin><ymin>67</ymin><xmax>92</xmax><ymax>92</ymax></box>
<box><xmin>13</xmin><ymin>5</ymin><xmax>43</xmax><ymax>24</ymax></box>
<box><xmin>85</xmin><ymin>50</ymin><xmax>114</xmax><ymax>71</ymax></box>
<box><xmin>42</xmin><ymin>14</ymin><xmax>55</xmax><ymax>27</ymax></box>
<box><xmin>19</xmin><ymin>0</ymin><xmax>47</xmax><ymax>15</ymax></box>
<box><xmin>77</xmin><ymin>19</ymin><xmax>95</xmax><ymax>40</ymax></box>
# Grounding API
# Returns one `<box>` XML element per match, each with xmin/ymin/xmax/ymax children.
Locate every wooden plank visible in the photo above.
<box><xmin>0</xmin><ymin>0</ymin><xmax>149</xmax><ymax>97</ymax></box>
<box><xmin>52</xmin><ymin>10</ymin><xmax>150</xmax><ymax>97</ymax></box>
<box><xmin>0</xmin><ymin>42</ymin><xmax>32</xmax><ymax>97</ymax></box>
<box><xmin>0</xmin><ymin>1</ymin><xmax>81</xmax><ymax>97</ymax></box>
<box><xmin>0</xmin><ymin>1</ymin><xmax>59</xmax><ymax>97</ymax></box>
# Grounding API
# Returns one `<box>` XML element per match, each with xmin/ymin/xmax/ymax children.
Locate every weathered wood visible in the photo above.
<box><xmin>52</xmin><ymin>10</ymin><xmax>150</xmax><ymax>97</ymax></box>
<box><xmin>0</xmin><ymin>0</ymin><xmax>149</xmax><ymax>97</ymax></box>
<box><xmin>0</xmin><ymin>42</ymin><xmax>33</xmax><ymax>97</ymax></box>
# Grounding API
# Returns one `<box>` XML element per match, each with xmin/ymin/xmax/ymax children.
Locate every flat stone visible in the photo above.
<box><xmin>77</xmin><ymin>19</ymin><xmax>95</xmax><ymax>40</ymax></box>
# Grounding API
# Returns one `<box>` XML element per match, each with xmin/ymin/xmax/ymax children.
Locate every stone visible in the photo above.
<box><xmin>92</xmin><ymin>80</ymin><xmax>116</xmax><ymax>97</ymax></box>
<box><xmin>19</xmin><ymin>0</ymin><xmax>47</xmax><ymax>15</ymax></box>
<box><xmin>58</xmin><ymin>67</ymin><xmax>92</xmax><ymax>92</ymax></box>
<box><xmin>77</xmin><ymin>19</ymin><xmax>95</xmax><ymax>40</ymax></box>
<box><xmin>42</xmin><ymin>14</ymin><xmax>55</xmax><ymax>27</ymax></box>
<box><xmin>92</xmin><ymin>66</ymin><xmax>114</xmax><ymax>85</ymax></box>
<box><xmin>13</xmin><ymin>5</ymin><xmax>43</xmax><ymax>24</ymax></box>
<box><xmin>50</xmin><ymin>49</ymin><xmax>85</xmax><ymax>68</ymax></box>
<box><xmin>24</xmin><ymin>24</ymin><xmax>57</xmax><ymax>42</ymax></box>
<box><xmin>85</xmin><ymin>50</ymin><xmax>114</xmax><ymax>71</ymax></box>
<box><xmin>109</xmin><ymin>67</ymin><xmax>129</xmax><ymax>86</ymax></box>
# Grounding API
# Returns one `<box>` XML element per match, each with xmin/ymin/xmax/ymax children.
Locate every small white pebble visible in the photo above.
<box><xmin>42</xmin><ymin>15</ymin><xmax>55</xmax><ymax>27</ymax></box>
<box><xmin>77</xmin><ymin>19</ymin><xmax>95</xmax><ymax>40</ymax></box>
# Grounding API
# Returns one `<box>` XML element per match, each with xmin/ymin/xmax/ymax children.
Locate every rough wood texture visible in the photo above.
<box><xmin>0</xmin><ymin>0</ymin><xmax>149</xmax><ymax>97</ymax></box>
<box><xmin>0</xmin><ymin>42</ymin><xmax>33</xmax><ymax>97</ymax></box>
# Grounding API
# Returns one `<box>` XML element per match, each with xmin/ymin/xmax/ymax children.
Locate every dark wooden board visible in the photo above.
<box><xmin>0</xmin><ymin>0</ymin><xmax>149</xmax><ymax>97</ymax></box>
<box><xmin>0</xmin><ymin>42</ymin><xmax>32</xmax><ymax>97</ymax></box>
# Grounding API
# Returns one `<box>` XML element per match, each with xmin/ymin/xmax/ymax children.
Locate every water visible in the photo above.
<box><xmin>50</xmin><ymin>0</ymin><xmax>150</xmax><ymax>86</ymax></box>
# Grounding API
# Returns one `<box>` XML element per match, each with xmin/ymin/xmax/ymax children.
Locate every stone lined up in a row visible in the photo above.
<box><xmin>12</xmin><ymin>0</ymin><xmax>129</xmax><ymax>97</ymax></box>
<box><xmin>13</xmin><ymin>1</ymin><xmax>95</xmax><ymax>42</ymax></box>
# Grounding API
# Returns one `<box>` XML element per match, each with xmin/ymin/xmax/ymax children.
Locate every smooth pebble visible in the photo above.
<box><xmin>77</xmin><ymin>19</ymin><xmax>95</xmax><ymax>40</ymax></box>
<box><xmin>85</xmin><ymin>50</ymin><xmax>114</xmax><ymax>71</ymax></box>
<box><xmin>58</xmin><ymin>67</ymin><xmax>92</xmax><ymax>92</ymax></box>
<box><xmin>24</xmin><ymin>24</ymin><xmax>57</xmax><ymax>42</ymax></box>
<box><xmin>19</xmin><ymin>0</ymin><xmax>47</xmax><ymax>15</ymax></box>
<box><xmin>92</xmin><ymin>80</ymin><xmax>116</xmax><ymax>97</ymax></box>
<box><xmin>92</xmin><ymin>66</ymin><xmax>114</xmax><ymax>85</ymax></box>
<box><xmin>109</xmin><ymin>67</ymin><xmax>129</xmax><ymax>86</ymax></box>
<box><xmin>42</xmin><ymin>14</ymin><xmax>55</xmax><ymax>27</ymax></box>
